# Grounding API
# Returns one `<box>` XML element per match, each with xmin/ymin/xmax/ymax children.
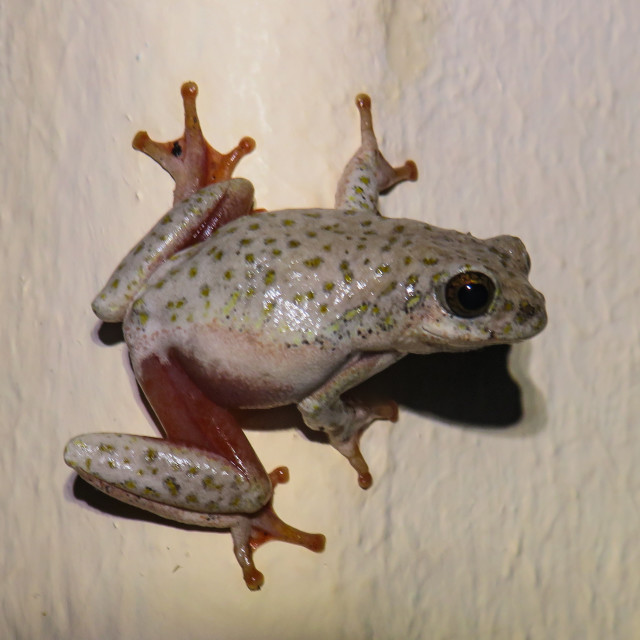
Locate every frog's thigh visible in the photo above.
<box><xmin>136</xmin><ymin>353</ymin><xmax>270</xmax><ymax>485</ymax></box>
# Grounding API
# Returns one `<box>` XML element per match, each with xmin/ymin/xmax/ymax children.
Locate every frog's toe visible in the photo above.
<box><xmin>230</xmin><ymin>520</ymin><xmax>265</xmax><ymax>591</ymax></box>
<box><xmin>248</xmin><ymin>502</ymin><xmax>326</xmax><ymax>554</ymax></box>
<box><xmin>268</xmin><ymin>466</ymin><xmax>290</xmax><ymax>486</ymax></box>
<box><xmin>132</xmin><ymin>81</ymin><xmax>256</xmax><ymax>204</ymax></box>
<box><xmin>330</xmin><ymin>432</ymin><xmax>373</xmax><ymax>490</ymax></box>
<box><xmin>243</xmin><ymin>567</ymin><xmax>265</xmax><ymax>591</ymax></box>
<box><xmin>231</xmin><ymin>470</ymin><xmax>326</xmax><ymax>590</ymax></box>
<box><xmin>348</xmin><ymin>396</ymin><xmax>399</xmax><ymax>431</ymax></box>
<box><xmin>370</xmin><ymin>398</ymin><xmax>399</xmax><ymax>423</ymax></box>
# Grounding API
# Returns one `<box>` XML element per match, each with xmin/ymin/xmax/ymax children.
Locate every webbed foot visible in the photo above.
<box><xmin>335</xmin><ymin>93</ymin><xmax>418</xmax><ymax>211</ymax></box>
<box><xmin>330</xmin><ymin>397</ymin><xmax>399</xmax><ymax>489</ymax></box>
<box><xmin>233</xmin><ymin>467</ymin><xmax>326</xmax><ymax>590</ymax></box>
<box><xmin>355</xmin><ymin>94</ymin><xmax>418</xmax><ymax>192</ymax></box>
<box><xmin>132</xmin><ymin>81</ymin><xmax>256</xmax><ymax>203</ymax></box>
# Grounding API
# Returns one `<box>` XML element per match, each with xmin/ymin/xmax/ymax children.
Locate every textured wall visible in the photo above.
<box><xmin>2</xmin><ymin>1</ymin><xmax>639</xmax><ymax>638</ymax></box>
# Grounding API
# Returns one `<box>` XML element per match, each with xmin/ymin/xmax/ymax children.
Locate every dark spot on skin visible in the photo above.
<box><xmin>518</xmin><ymin>301</ymin><xmax>537</xmax><ymax>319</ymax></box>
<box><xmin>172</xmin><ymin>141</ymin><xmax>182</xmax><ymax>157</ymax></box>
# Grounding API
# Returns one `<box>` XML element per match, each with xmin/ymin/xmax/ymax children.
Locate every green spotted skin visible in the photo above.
<box><xmin>125</xmin><ymin>205</ymin><xmax>546</xmax><ymax>366</ymax></box>
<box><xmin>64</xmin><ymin>433</ymin><xmax>270</xmax><ymax>513</ymax></box>
<box><xmin>92</xmin><ymin>182</ymin><xmax>246</xmax><ymax>322</ymax></box>
<box><xmin>127</xmin><ymin>208</ymin><xmax>429</xmax><ymax>346</ymax></box>
<box><xmin>336</xmin><ymin>152</ymin><xmax>379</xmax><ymax>213</ymax></box>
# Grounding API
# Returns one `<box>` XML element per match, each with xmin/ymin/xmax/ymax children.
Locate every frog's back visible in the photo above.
<box><xmin>126</xmin><ymin>208</ymin><xmax>455</xmax><ymax>347</ymax></box>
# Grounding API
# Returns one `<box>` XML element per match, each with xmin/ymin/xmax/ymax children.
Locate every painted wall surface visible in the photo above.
<box><xmin>2</xmin><ymin>1</ymin><xmax>639</xmax><ymax>638</ymax></box>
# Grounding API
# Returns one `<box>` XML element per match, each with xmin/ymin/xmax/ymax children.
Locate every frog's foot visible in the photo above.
<box><xmin>355</xmin><ymin>94</ymin><xmax>418</xmax><ymax>192</ymax></box>
<box><xmin>132</xmin><ymin>81</ymin><xmax>256</xmax><ymax>204</ymax></box>
<box><xmin>300</xmin><ymin>392</ymin><xmax>399</xmax><ymax>489</ymax></box>
<box><xmin>64</xmin><ymin>435</ymin><xmax>325</xmax><ymax>591</ymax></box>
<box><xmin>330</xmin><ymin>397</ymin><xmax>399</xmax><ymax>489</ymax></box>
<box><xmin>335</xmin><ymin>94</ymin><xmax>418</xmax><ymax>211</ymax></box>
<box><xmin>232</xmin><ymin>467</ymin><xmax>326</xmax><ymax>590</ymax></box>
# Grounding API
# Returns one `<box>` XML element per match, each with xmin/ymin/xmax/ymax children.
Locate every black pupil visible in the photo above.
<box><xmin>457</xmin><ymin>282</ymin><xmax>489</xmax><ymax>310</ymax></box>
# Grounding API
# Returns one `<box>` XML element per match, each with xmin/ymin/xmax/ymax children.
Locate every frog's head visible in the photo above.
<box><xmin>402</xmin><ymin>233</ymin><xmax>547</xmax><ymax>352</ymax></box>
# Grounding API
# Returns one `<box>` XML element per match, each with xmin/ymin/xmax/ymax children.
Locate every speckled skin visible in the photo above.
<box><xmin>64</xmin><ymin>433</ymin><xmax>270</xmax><ymax>513</ymax></box>
<box><xmin>65</xmin><ymin>85</ymin><xmax>546</xmax><ymax>590</ymax></box>
<box><xmin>92</xmin><ymin>182</ymin><xmax>253</xmax><ymax>322</ymax></box>
<box><xmin>125</xmin><ymin>204</ymin><xmax>544</xmax><ymax>405</ymax></box>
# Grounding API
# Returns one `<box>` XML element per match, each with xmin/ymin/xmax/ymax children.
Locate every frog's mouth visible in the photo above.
<box><xmin>419</xmin><ymin>327</ymin><xmax>497</xmax><ymax>351</ymax></box>
<box><xmin>419</xmin><ymin>308</ymin><xmax>547</xmax><ymax>349</ymax></box>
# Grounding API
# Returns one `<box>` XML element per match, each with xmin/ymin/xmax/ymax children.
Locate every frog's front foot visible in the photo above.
<box><xmin>336</xmin><ymin>397</ymin><xmax>399</xmax><ymax>489</ymax></box>
<box><xmin>299</xmin><ymin>395</ymin><xmax>399</xmax><ymax>489</ymax></box>
<box><xmin>335</xmin><ymin>93</ymin><xmax>418</xmax><ymax>211</ymax></box>
<box><xmin>354</xmin><ymin>93</ymin><xmax>418</xmax><ymax>192</ymax></box>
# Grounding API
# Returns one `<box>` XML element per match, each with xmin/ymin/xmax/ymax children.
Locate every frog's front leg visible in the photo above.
<box><xmin>297</xmin><ymin>351</ymin><xmax>404</xmax><ymax>488</ymax></box>
<box><xmin>335</xmin><ymin>94</ymin><xmax>418</xmax><ymax>213</ymax></box>
<box><xmin>65</xmin><ymin>354</ymin><xmax>325</xmax><ymax>590</ymax></box>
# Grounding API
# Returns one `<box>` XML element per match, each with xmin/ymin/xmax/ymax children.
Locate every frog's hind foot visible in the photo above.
<box><xmin>231</xmin><ymin>466</ymin><xmax>326</xmax><ymax>591</ymax></box>
<box><xmin>335</xmin><ymin>94</ymin><xmax>418</xmax><ymax>211</ymax></box>
<box><xmin>64</xmin><ymin>433</ymin><xmax>325</xmax><ymax>591</ymax></box>
<box><xmin>133</xmin><ymin>81</ymin><xmax>256</xmax><ymax>204</ymax></box>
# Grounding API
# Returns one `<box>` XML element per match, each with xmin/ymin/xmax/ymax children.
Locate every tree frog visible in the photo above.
<box><xmin>65</xmin><ymin>82</ymin><xmax>547</xmax><ymax>590</ymax></box>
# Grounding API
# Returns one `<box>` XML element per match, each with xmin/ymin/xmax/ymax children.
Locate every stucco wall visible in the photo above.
<box><xmin>2</xmin><ymin>1</ymin><xmax>639</xmax><ymax>638</ymax></box>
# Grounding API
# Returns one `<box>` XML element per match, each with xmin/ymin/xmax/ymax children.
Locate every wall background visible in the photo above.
<box><xmin>2</xmin><ymin>1</ymin><xmax>639</xmax><ymax>638</ymax></box>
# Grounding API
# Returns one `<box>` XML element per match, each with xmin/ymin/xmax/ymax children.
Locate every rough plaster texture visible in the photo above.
<box><xmin>1</xmin><ymin>1</ymin><xmax>639</xmax><ymax>638</ymax></box>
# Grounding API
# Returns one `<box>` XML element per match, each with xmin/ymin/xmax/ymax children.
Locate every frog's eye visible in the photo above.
<box><xmin>444</xmin><ymin>271</ymin><xmax>496</xmax><ymax>318</ymax></box>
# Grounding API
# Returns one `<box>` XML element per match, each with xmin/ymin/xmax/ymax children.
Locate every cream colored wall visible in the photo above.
<box><xmin>2</xmin><ymin>1</ymin><xmax>639</xmax><ymax>638</ymax></box>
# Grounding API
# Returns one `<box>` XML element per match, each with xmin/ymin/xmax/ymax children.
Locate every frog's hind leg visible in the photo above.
<box><xmin>335</xmin><ymin>94</ymin><xmax>418</xmax><ymax>213</ymax></box>
<box><xmin>64</xmin><ymin>352</ymin><xmax>325</xmax><ymax>590</ymax></box>
<box><xmin>65</xmin><ymin>441</ymin><xmax>324</xmax><ymax>590</ymax></box>
<box><xmin>133</xmin><ymin>81</ymin><xmax>256</xmax><ymax>204</ymax></box>
<box><xmin>139</xmin><ymin>353</ymin><xmax>325</xmax><ymax>581</ymax></box>
<box><xmin>92</xmin><ymin>178</ymin><xmax>255</xmax><ymax>322</ymax></box>
<box><xmin>134</xmin><ymin>353</ymin><xmax>266</xmax><ymax>473</ymax></box>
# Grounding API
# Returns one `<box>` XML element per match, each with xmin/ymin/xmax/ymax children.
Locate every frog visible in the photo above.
<box><xmin>65</xmin><ymin>82</ymin><xmax>547</xmax><ymax>590</ymax></box>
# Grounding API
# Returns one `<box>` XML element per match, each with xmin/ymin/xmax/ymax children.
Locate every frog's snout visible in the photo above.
<box><xmin>520</xmin><ymin>288</ymin><xmax>547</xmax><ymax>335</ymax></box>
